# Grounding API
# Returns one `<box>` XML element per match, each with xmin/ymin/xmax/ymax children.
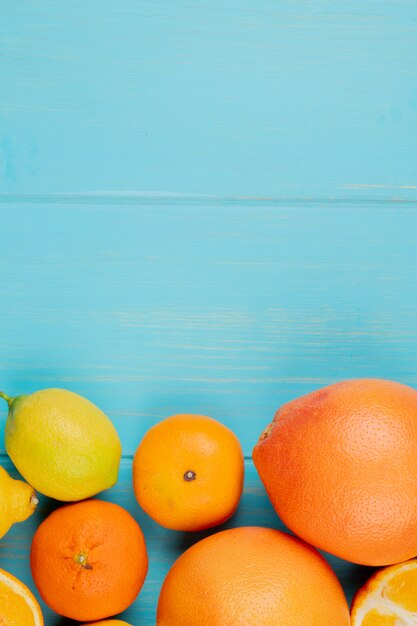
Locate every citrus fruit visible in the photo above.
<box><xmin>157</xmin><ymin>526</ymin><xmax>349</xmax><ymax>625</ymax></box>
<box><xmin>351</xmin><ymin>559</ymin><xmax>417</xmax><ymax>625</ymax></box>
<box><xmin>1</xmin><ymin>388</ymin><xmax>121</xmax><ymax>501</ymax></box>
<box><xmin>0</xmin><ymin>567</ymin><xmax>43</xmax><ymax>626</ymax></box>
<box><xmin>30</xmin><ymin>499</ymin><xmax>148</xmax><ymax>621</ymax></box>
<box><xmin>133</xmin><ymin>414</ymin><xmax>244</xmax><ymax>531</ymax></box>
<box><xmin>0</xmin><ymin>464</ymin><xmax>38</xmax><ymax>539</ymax></box>
<box><xmin>253</xmin><ymin>378</ymin><xmax>417</xmax><ymax>565</ymax></box>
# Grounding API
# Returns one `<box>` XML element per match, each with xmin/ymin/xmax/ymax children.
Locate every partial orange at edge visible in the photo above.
<box><xmin>0</xmin><ymin>567</ymin><xmax>43</xmax><ymax>626</ymax></box>
<box><xmin>351</xmin><ymin>558</ymin><xmax>417</xmax><ymax>626</ymax></box>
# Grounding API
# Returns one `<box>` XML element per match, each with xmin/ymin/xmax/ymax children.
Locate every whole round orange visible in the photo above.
<box><xmin>133</xmin><ymin>414</ymin><xmax>244</xmax><ymax>531</ymax></box>
<box><xmin>30</xmin><ymin>499</ymin><xmax>148</xmax><ymax>621</ymax></box>
<box><xmin>253</xmin><ymin>378</ymin><xmax>417</xmax><ymax>566</ymax></box>
<box><xmin>157</xmin><ymin>526</ymin><xmax>349</xmax><ymax>626</ymax></box>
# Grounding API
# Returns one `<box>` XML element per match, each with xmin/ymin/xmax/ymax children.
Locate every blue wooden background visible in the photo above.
<box><xmin>1</xmin><ymin>2</ymin><xmax>417</xmax><ymax>624</ymax></box>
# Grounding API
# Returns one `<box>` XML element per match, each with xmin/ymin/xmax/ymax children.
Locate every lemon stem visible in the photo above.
<box><xmin>30</xmin><ymin>494</ymin><xmax>39</xmax><ymax>508</ymax></box>
<box><xmin>0</xmin><ymin>391</ymin><xmax>12</xmax><ymax>406</ymax></box>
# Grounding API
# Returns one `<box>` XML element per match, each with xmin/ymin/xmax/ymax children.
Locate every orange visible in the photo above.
<box><xmin>157</xmin><ymin>526</ymin><xmax>349</xmax><ymax>625</ymax></box>
<box><xmin>351</xmin><ymin>559</ymin><xmax>417</xmax><ymax>625</ymax></box>
<box><xmin>133</xmin><ymin>414</ymin><xmax>244</xmax><ymax>531</ymax></box>
<box><xmin>0</xmin><ymin>568</ymin><xmax>43</xmax><ymax>626</ymax></box>
<box><xmin>30</xmin><ymin>499</ymin><xmax>148</xmax><ymax>621</ymax></box>
<box><xmin>253</xmin><ymin>378</ymin><xmax>417</xmax><ymax>565</ymax></box>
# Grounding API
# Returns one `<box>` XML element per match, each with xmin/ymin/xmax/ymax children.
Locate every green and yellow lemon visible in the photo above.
<box><xmin>1</xmin><ymin>388</ymin><xmax>121</xmax><ymax>501</ymax></box>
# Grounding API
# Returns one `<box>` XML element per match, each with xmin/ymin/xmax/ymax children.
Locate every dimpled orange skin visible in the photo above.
<box><xmin>30</xmin><ymin>500</ymin><xmax>148</xmax><ymax>622</ymax></box>
<box><xmin>133</xmin><ymin>414</ymin><xmax>244</xmax><ymax>531</ymax></box>
<box><xmin>253</xmin><ymin>378</ymin><xmax>417</xmax><ymax>566</ymax></box>
<box><xmin>157</xmin><ymin>526</ymin><xmax>350</xmax><ymax>626</ymax></box>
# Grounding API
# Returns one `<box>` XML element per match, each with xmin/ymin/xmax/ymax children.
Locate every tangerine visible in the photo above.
<box><xmin>30</xmin><ymin>499</ymin><xmax>147</xmax><ymax>621</ymax></box>
<box><xmin>133</xmin><ymin>414</ymin><xmax>244</xmax><ymax>531</ymax></box>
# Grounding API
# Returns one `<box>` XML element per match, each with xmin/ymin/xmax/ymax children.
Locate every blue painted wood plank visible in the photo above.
<box><xmin>1</xmin><ymin>2</ymin><xmax>417</xmax><ymax>196</ymax></box>
<box><xmin>0</xmin><ymin>457</ymin><xmax>371</xmax><ymax>625</ymax></box>
<box><xmin>1</xmin><ymin>199</ymin><xmax>417</xmax><ymax>458</ymax></box>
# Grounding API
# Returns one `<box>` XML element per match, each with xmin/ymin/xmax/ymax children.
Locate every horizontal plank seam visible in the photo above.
<box><xmin>0</xmin><ymin>193</ymin><xmax>417</xmax><ymax>205</ymax></box>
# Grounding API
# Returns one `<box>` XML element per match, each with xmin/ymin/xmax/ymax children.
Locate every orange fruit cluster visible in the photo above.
<box><xmin>2</xmin><ymin>378</ymin><xmax>417</xmax><ymax>623</ymax></box>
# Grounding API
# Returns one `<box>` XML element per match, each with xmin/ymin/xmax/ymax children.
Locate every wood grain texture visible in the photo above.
<box><xmin>1</xmin><ymin>1</ymin><xmax>417</xmax><ymax>197</ymax></box>
<box><xmin>1</xmin><ymin>1</ymin><xmax>417</xmax><ymax>623</ymax></box>
<box><xmin>1</xmin><ymin>200</ymin><xmax>417</xmax><ymax>458</ymax></box>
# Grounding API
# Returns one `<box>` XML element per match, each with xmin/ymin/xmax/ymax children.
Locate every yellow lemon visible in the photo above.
<box><xmin>0</xmin><ymin>464</ymin><xmax>37</xmax><ymax>539</ymax></box>
<box><xmin>1</xmin><ymin>388</ymin><xmax>121</xmax><ymax>501</ymax></box>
